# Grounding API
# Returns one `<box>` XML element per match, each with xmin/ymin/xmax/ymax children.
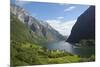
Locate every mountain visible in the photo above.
<box><xmin>10</xmin><ymin>4</ymin><xmax>64</xmax><ymax>43</ymax></box>
<box><xmin>66</xmin><ymin>6</ymin><xmax>95</xmax><ymax>43</ymax></box>
<box><xmin>10</xmin><ymin>4</ymin><xmax>66</xmax><ymax>66</ymax></box>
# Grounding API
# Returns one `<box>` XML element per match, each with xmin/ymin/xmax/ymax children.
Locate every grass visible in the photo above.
<box><xmin>11</xmin><ymin>40</ymin><xmax>95</xmax><ymax>66</ymax></box>
<box><xmin>11</xmin><ymin>41</ymin><xmax>94</xmax><ymax>66</ymax></box>
<box><xmin>11</xmin><ymin>41</ymin><xmax>81</xmax><ymax>66</ymax></box>
<box><xmin>48</xmin><ymin>55</ymin><xmax>80</xmax><ymax>64</ymax></box>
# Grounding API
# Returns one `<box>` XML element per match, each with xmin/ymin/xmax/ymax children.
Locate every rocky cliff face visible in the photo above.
<box><xmin>10</xmin><ymin>4</ymin><xmax>64</xmax><ymax>42</ymax></box>
<box><xmin>67</xmin><ymin>6</ymin><xmax>95</xmax><ymax>43</ymax></box>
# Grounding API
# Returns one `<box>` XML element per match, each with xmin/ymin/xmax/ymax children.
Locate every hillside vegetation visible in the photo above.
<box><xmin>10</xmin><ymin>14</ymin><xmax>81</xmax><ymax>66</ymax></box>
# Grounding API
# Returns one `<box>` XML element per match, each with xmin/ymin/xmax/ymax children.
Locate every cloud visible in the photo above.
<box><xmin>56</xmin><ymin>17</ymin><xmax>64</xmax><ymax>19</ymax></box>
<box><xmin>46</xmin><ymin>19</ymin><xmax>76</xmax><ymax>36</ymax></box>
<box><xmin>59</xmin><ymin>3</ymin><xmax>69</xmax><ymax>6</ymax></box>
<box><xmin>15</xmin><ymin>0</ymin><xmax>29</xmax><ymax>6</ymax></box>
<box><xmin>64</xmin><ymin>6</ymin><xmax>75</xmax><ymax>12</ymax></box>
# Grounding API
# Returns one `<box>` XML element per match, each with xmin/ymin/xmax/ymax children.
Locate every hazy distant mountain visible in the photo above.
<box><xmin>66</xmin><ymin>6</ymin><xmax>95</xmax><ymax>43</ymax></box>
<box><xmin>10</xmin><ymin>4</ymin><xmax>64</xmax><ymax>42</ymax></box>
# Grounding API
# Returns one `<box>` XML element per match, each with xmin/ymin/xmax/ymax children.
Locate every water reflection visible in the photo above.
<box><xmin>43</xmin><ymin>41</ymin><xmax>95</xmax><ymax>57</ymax></box>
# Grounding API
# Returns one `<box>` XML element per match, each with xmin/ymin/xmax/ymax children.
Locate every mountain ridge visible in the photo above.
<box><xmin>66</xmin><ymin>6</ymin><xmax>95</xmax><ymax>43</ymax></box>
<box><xmin>10</xmin><ymin>4</ymin><xmax>64</xmax><ymax>42</ymax></box>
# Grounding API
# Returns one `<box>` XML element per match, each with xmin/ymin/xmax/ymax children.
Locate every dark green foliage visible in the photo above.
<box><xmin>79</xmin><ymin>39</ymin><xmax>95</xmax><ymax>47</ymax></box>
<box><xmin>46</xmin><ymin>50</ymin><xmax>73</xmax><ymax>58</ymax></box>
<box><xmin>79</xmin><ymin>55</ymin><xmax>95</xmax><ymax>62</ymax></box>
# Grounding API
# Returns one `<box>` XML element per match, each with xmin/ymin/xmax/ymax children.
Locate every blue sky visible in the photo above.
<box><xmin>11</xmin><ymin>0</ymin><xmax>90</xmax><ymax>36</ymax></box>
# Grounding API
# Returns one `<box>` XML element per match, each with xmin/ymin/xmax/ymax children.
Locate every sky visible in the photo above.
<box><xmin>11</xmin><ymin>0</ymin><xmax>90</xmax><ymax>36</ymax></box>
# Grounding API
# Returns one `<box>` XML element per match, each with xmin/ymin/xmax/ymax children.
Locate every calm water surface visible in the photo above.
<box><xmin>43</xmin><ymin>41</ymin><xmax>95</xmax><ymax>57</ymax></box>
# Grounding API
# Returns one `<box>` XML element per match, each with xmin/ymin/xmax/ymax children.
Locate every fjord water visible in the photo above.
<box><xmin>43</xmin><ymin>41</ymin><xmax>95</xmax><ymax>57</ymax></box>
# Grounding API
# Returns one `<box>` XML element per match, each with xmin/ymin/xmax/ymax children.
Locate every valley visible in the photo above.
<box><xmin>10</xmin><ymin>4</ymin><xmax>95</xmax><ymax>66</ymax></box>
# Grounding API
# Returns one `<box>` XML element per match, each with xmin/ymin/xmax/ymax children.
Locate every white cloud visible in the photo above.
<box><xmin>64</xmin><ymin>6</ymin><xmax>75</xmax><ymax>12</ymax></box>
<box><xmin>56</xmin><ymin>17</ymin><xmax>64</xmax><ymax>19</ymax></box>
<box><xmin>46</xmin><ymin>19</ymin><xmax>77</xmax><ymax>36</ymax></box>
<box><xmin>16</xmin><ymin>0</ymin><xmax>28</xmax><ymax>6</ymax></box>
<box><xmin>58</xmin><ymin>3</ymin><xmax>69</xmax><ymax>6</ymax></box>
<box><xmin>15</xmin><ymin>0</ymin><xmax>94</xmax><ymax>5</ymax></box>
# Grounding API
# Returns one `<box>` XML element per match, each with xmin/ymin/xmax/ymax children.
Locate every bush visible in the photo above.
<box><xmin>79</xmin><ymin>55</ymin><xmax>95</xmax><ymax>62</ymax></box>
<box><xmin>79</xmin><ymin>39</ymin><xmax>95</xmax><ymax>47</ymax></box>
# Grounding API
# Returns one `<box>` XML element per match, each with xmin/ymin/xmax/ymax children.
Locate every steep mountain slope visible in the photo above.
<box><xmin>10</xmin><ymin>4</ymin><xmax>64</xmax><ymax>42</ymax></box>
<box><xmin>11</xmin><ymin>4</ymin><xmax>79</xmax><ymax>66</ymax></box>
<box><xmin>11</xmin><ymin>13</ymin><xmax>47</xmax><ymax>45</ymax></box>
<box><xmin>67</xmin><ymin>6</ymin><xmax>95</xmax><ymax>43</ymax></box>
